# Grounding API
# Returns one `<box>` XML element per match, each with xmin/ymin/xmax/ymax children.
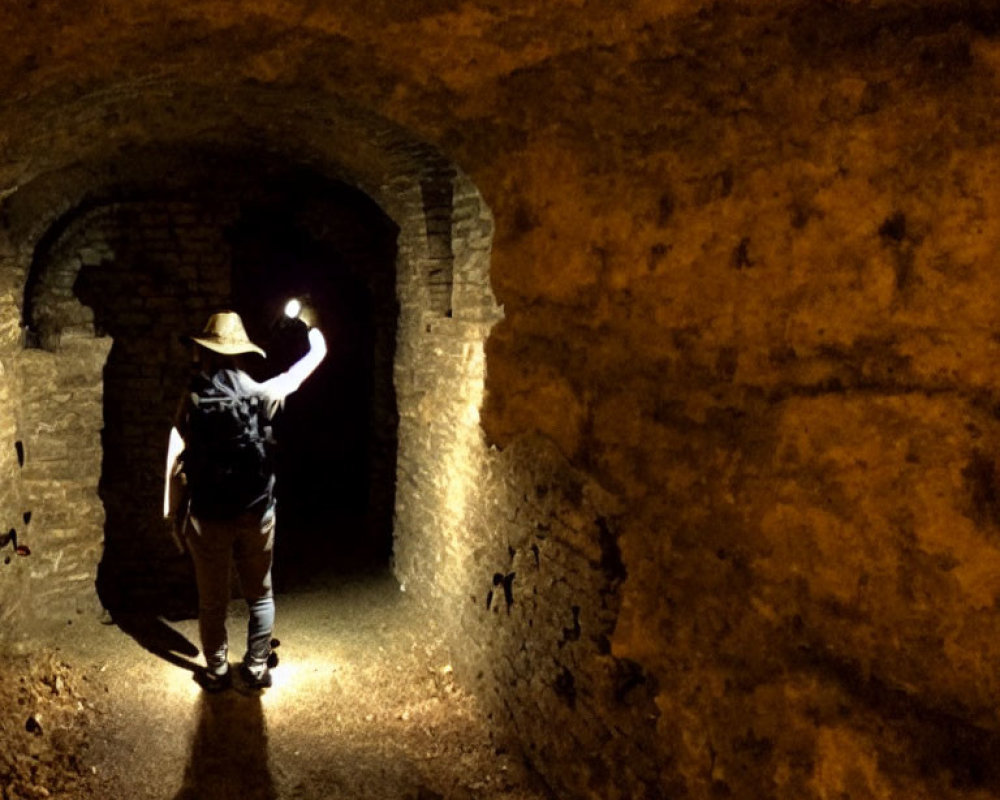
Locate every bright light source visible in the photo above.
<box><xmin>284</xmin><ymin>298</ymin><xmax>302</xmax><ymax>319</ymax></box>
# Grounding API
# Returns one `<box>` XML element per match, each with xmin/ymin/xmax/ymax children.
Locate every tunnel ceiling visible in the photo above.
<box><xmin>0</xmin><ymin>1</ymin><xmax>990</xmax><ymax>222</ymax></box>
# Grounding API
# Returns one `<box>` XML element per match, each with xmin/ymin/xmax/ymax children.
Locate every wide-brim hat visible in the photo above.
<box><xmin>188</xmin><ymin>311</ymin><xmax>266</xmax><ymax>358</ymax></box>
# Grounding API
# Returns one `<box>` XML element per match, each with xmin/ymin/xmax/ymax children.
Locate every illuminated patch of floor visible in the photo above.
<box><xmin>22</xmin><ymin>572</ymin><xmax>547</xmax><ymax>800</ymax></box>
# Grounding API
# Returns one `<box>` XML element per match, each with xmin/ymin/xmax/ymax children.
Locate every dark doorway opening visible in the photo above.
<box><xmin>23</xmin><ymin>164</ymin><xmax>400</xmax><ymax>615</ymax></box>
<box><xmin>228</xmin><ymin>184</ymin><xmax>399</xmax><ymax>592</ymax></box>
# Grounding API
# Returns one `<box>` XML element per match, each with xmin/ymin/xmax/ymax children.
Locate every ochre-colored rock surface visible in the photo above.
<box><xmin>3</xmin><ymin>2</ymin><xmax>1000</xmax><ymax>798</ymax></box>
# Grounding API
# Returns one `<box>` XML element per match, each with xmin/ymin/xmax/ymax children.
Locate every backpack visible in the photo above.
<box><xmin>183</xmin><ymin>369</ymin><xmax>274</xmax><ymax>519</ymax></box>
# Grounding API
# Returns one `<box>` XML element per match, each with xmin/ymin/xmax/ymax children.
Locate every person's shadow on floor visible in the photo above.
<box><xmin>114</xmin><ymin>613</ymin><xmax>201</xmax><ymax>672</ymax></box>
<box><xmin>173</xmin><ymin>691</ymin><xmax>277</xmax><ymax>800</ymax></box>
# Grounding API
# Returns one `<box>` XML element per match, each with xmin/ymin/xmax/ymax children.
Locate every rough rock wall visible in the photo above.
<box><xmin>477</xmin><ymin>7</ymin><xmax>1000</xmax><ymax>799</ymax></box>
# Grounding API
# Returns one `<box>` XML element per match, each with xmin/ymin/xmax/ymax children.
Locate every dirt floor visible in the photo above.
<box><xmin>0</xmin><ymin>571</ymin><xmax>552</xmax><ymax>800</ymax></box>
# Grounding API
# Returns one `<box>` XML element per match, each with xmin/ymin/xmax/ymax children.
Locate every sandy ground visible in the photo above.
<box><xmin>1</xmin><ymin>571</ymin><xmax>552</xmax><ymax>800</ymax></box>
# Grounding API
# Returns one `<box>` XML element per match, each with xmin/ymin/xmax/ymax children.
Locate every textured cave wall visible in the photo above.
<box><xmin>1</xmin><ymin>2</ymin><xmax>1000</xmax><ymax>799</ymax></box>
<box><xmin>439</xmin><ymin>4</ymin><xmax>1000</xmax><ymax>797</ymax></box>
<box><xmin>451</xmin><ymin>6</ymin><xmax>1000</xmax><ymax>796</ymax></box>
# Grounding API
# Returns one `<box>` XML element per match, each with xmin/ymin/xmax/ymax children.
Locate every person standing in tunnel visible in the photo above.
<box><xmin>164</xmin><ymin>307</ymin><xmax>326</xmax><ymax>691</ymax></box>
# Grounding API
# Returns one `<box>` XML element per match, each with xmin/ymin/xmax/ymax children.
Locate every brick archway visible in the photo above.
<box><xmin>4</xmin><ymin>81</ymin><xmax>498</xmax><ymax>617</ymax></box>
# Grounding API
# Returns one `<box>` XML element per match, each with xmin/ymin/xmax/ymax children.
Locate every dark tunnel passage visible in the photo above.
<box><xmin>227</xmin><ymin>197</ymin><xmax>400</xmax><ymax>590</ymax></box>
<box><xmin>23</xmin><ymin>163</ymin><xmax>400</xmax><ymax>613</ymax></box>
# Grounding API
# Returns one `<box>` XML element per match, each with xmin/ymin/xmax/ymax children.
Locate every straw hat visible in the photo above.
<box><xmin>189</xmin><ymin>311</ymin><xmax>266</xmax><ymax>358</ymax></box>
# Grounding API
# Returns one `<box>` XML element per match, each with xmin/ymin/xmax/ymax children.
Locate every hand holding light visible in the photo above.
<box><xmin>284</xmin><ymin>297</ymin><xmax>316</xmax><ymax>328</ymax></box>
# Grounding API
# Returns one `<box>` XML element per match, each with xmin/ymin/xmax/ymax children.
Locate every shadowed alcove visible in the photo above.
<box><xmin>13</xmin><ymin>124</ymin><xmax>488</xmax><ymax>617</ymax></box>
<box><xmin>22</xmin><ymin>161</ymin><xmax>401</xmax><ymax>607</ymax></box>
<box><xmin>226</xmin><ymin>179</ymin><xmax>400</xmax><ymax>589</ymax></box>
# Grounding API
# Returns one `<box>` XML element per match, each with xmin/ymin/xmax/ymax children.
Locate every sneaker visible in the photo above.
<box><xmin>239</xmin><ymin>661</ymin><xmax>272</xmax><ymax>690</ymax></box>
<box><xmin>195</xmin><ymin>665</ymin><xmax>232</xmax><ymax>693</ymax></box>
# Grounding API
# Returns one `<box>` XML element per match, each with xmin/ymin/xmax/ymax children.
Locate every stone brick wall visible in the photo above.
<box><xmin>16</xmin><ymin>335</ymin><xmax>111</xmax><ymax>623</ymax></box>
<box><xmin>24</xmin><ymin>199</ymin><xmax>236</xmax><ymax>614</ymax></box>
<box><xmin>388</xmin><ymin>165</ymin><xmax>664</xmax><ymax>797</ymax></box>
<box><xmin>461</xmin><ymin>438</ymin><xmax>663</xmax><ymax>798</ymax></box>
<box><xmin>389</xmin><ymin>164</ymin><xmax>499</xmax><ymax>597</ymax></box>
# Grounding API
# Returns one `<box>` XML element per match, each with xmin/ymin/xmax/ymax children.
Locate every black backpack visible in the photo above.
<box><xmin>183</xmin><ymin>369</ymin><xmax>274</xmax><ymax>519</ymax></box>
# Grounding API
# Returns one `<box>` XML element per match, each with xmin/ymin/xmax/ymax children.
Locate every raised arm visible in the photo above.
<box><xmin>260</xmin><ymin>327</ymin><xmax>327</xmax><ymax>403</ymax></box>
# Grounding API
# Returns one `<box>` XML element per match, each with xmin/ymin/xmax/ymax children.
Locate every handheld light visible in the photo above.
<box><xmin>284</xmin><ymin>298</ymin><xmax>302</xmax><ymax>319</ymax></box>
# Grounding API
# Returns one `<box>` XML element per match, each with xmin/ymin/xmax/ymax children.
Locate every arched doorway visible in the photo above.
<box><xmin>12</xmin><ymin>111</ymin><xmax>497</xmax><ymax>618</ymax></box>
